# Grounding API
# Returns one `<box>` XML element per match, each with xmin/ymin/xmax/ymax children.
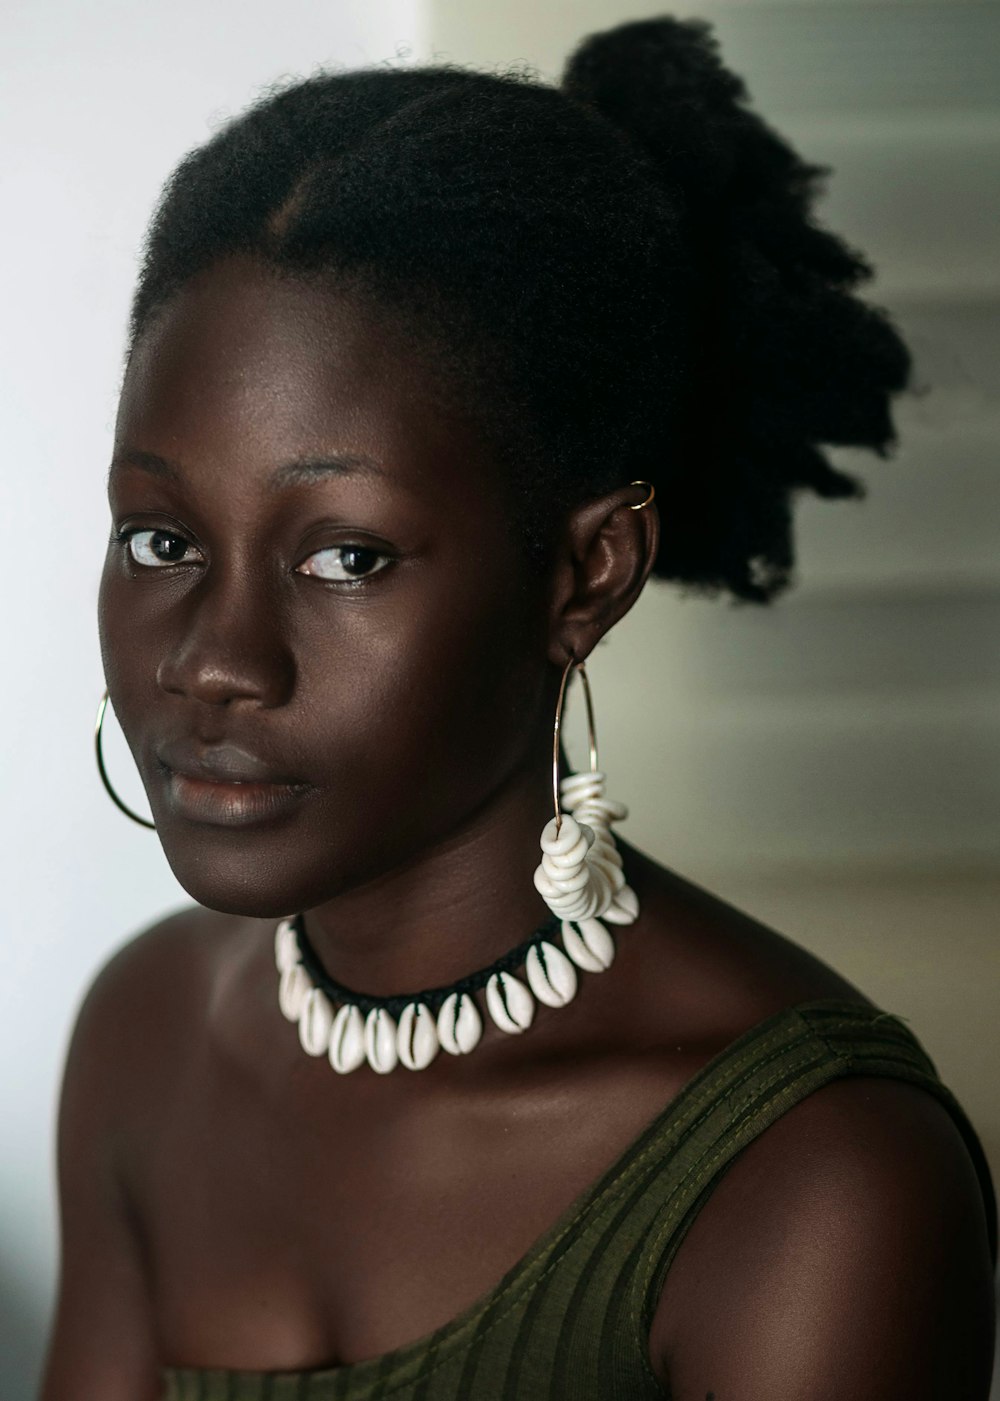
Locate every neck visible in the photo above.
<box><xmin>299</xmin><ymin>743</ymin><xmax>564</xmax><ymax>997</ymax></box>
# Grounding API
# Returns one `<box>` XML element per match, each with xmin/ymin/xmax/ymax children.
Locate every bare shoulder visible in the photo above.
<box><xmin>71</xmin><ymin>906</ymin><xmax>226</xmax><ymax>1041</ymax></box>
<box><xmin>63</xmin><ymin>904</ymin><xmax>267</xmax><ymax>1128</ymax></box>
<box><xmin>81</xmin><ymin>902</ymin><xmax>238</xmax><ymax>1004</ymax></box>
<box><xmin>43</xmin><ymin>908</ymin><xmax>265</xmax><ymax>1401</ymax></box>
<box><xmin>623</xmin><ymin>843</ymin><xmax>875</xmax><ymax>1047</ymax></box>
<box><xmin>652</xmin><ymin>1073</ymin><xmax>997</xmax><ymax>1398</ymax></box>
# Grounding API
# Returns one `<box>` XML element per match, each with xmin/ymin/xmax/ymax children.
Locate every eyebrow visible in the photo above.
<box><xmin>268</xmin><ymin>454</ymin><xmax>386</xmax><ymax>489</ymax></box>
<box><xmin>109</xmin><ymin>448</ymin><xmax>180</xmax><ymax>480</ymax></box>
<box><xmin>109</xmin><ymin>448</ymin><xmax>387</xmax><ymax>487</ymax></box>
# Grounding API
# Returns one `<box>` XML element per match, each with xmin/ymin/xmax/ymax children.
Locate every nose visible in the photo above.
<box><xmin>156</xmin><ymin>564</ymin><xmax>295</xmax><ymax>710</ymax></box>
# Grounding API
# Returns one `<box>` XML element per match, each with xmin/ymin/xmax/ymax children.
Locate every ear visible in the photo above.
<box><xmin>546</xmin><ymin>483</ymin><xmax>660</xmax><ymax>666</ymax></box>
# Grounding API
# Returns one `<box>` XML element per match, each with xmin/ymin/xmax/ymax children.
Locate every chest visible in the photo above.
<box><xmin>130</xmin><ymin>1035</ymin><xmax>691</xmax><ymax>1370</ymax></box>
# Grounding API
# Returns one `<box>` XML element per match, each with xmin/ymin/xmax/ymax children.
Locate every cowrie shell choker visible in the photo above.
<box><xmin>274</xmin><ymin>901</ymin><xmax>635</xmax><ymax>1076</ymax></box>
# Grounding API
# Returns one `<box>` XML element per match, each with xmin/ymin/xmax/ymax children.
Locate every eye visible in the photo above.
<box><xmin>297</xmin><ymin>545</ymin><xmax>392</xmax><ymax>583</ymax></box>
<box><xmin>124</xmin><ymin>528</ymin><xmax>203</xmax><ymax>567</ymax></box>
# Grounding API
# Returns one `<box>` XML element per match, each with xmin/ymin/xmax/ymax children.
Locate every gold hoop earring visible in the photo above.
<box><xmin>628</xmin><ymin>480</ymin><xmax>655</xmax><ymax>510</ymax></box>
<box><xmin>94</xmin><ymin>689</ymin><xmax>155</xmax><ymax>830</ymax></box>
<box><xmin>550</xmin><ymin>655</ymin><xmax>598</xmax><ymax>834</ymax></box>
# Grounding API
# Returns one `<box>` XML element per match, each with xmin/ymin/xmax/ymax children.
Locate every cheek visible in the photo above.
<box><xmin>97</xmin><ymin>550</ymin><xmax>120</xmax><ymax>676</ymax></box>
<box><xmin>97</xmin><ymin>551</ymin><xmax>174</xmax><ymax>741</ymax></box>
<box><xmin>296</xmin><ymin>576</ymin><xmax>547</xmax><ymax>860</ymax></box>
<box><xmin>98</xmin><ymin>553</ymin><xmax>145</xmax><ymax>727</ymax></box>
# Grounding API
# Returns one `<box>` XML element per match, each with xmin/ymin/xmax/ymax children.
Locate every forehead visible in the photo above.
<box><xmin>115</xmin><ymin>256</ymin><xmax>504</xmax><ymax>509</ymax></box>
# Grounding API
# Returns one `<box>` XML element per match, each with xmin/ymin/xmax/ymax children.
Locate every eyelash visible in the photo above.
<box><xmin>112</xmin><ymin>527</ymin><xmax>393</xmax><ymax>585</ymax></box>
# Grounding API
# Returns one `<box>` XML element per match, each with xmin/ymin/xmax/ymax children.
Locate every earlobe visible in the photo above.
<box><xmin>547</xmin><ymin>482</ymin><xmax>660</xmax><ymax>666</ymax></box>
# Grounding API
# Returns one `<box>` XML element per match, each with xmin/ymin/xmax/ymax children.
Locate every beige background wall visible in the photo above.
<box><xmin>429</xmin><ymin>0</ymin><xmax>1000</xmax><ymax>1306</ymax></box>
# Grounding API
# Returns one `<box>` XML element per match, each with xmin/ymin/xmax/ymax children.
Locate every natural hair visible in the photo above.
<box><xmin>129</xmin><ymin>16</ymin><xmax>911</xmax><ymax>604</ymax></box>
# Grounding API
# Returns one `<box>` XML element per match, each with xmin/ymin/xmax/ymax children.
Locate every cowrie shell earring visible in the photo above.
<box><xmin>532</xmin><ymin>656</ymin><xmax>640</xmax><ymax>972</ymax></box>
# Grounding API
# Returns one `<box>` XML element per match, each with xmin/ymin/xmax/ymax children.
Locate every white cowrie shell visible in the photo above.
<box><xmin>298</xmin><ymin>987</ymin><xmax>334</xmax><ymax>1056</ymax></box>
<box><xmin>540</xmin><ymin>844</ymin><xmax>589</xmax><ymax>875</ymax></box>
<box><xmin>539</xmin><ymin>814</ymin><xmax>593</xmax><ymax>857</ymax></box>
<box><xmin>603</xmin><ymin>885</ymin><xmax>640</xmax><ymax>925</ymax></box>
<box><xmin>485</xmin><ymin>973</ymin><xmax>535</xmax><ymax>1034</ymax></box>
<box><xmin>274</xmin><ymin>919</ymin><xmax>298</xmax><ymax>972</ymax></box>
<box><xmin>577</xmin><ymin>798</ymin><xmax>628</xmax><ymax>824</ymax></box>
<box><xmin>533</xmin><ymin>864</ymin><xmax>592</xmax><ymax>908</ymax></box>
<box><xmin>561</xmin><ymin>883</ymin><xmax>601</xmax><ymax>916</ymax></box>
<box><xmin>592</xmin><ymin>887</ymin><xmax>614</xmax><ymax>922</ymax></box>
<box><xmin>364</xmin><ymin>1008</ymin><xmax>399</xmax><ymax>1074</ymax></box>
<box><xmin>585</xmin><ymin>825</ymin><xmax>619</xmax><ymax>852</ymax></box>
<box><xmin>525</xmin><ymin>942</ymin><xmax>578</xmax><ymax>1009</ymax></box>
<box><xmin>539</xmin><ymin>861</ymin><xmax>591</xmax><ymax>893</ymax></box>
<box><xmin>587</xmin><ymin>849</ymin><xmax>626</xmax><ymax>891</ymax></box>
<box><xmin>561</xmin><ymin>920</ymin><xmax>605</xmax><ymax>972</ymax></box>
<box><xmin>559</xmin><ymin>772</ymin><xmax>606</xmax><ymax>807</ymax></box>
<box><xmin>561</xmin><ymin>918</ymin><xmax>616</xmax><ymax>972</ymax></box>
<box><xmin>532</xmin><ymin>866</ymin><xmax>561</xmax><ymax>900</ymax></box>
<box><xmin>397</xmin><ymin>1003</ymin><xmax>439</xmax><ymax>1071</ymax></box>
<box><xmin>576</xmin><ymin>917</ymin><xmax>617</xmax><ymax>968</ymax></box>
<box><xmin>543</xmin><ymin>830</ymin><xmax>593</xmax><ymax>870</ymax></box>
<box><xmin>568</xmin><ymin>885</ymin><xmax>599</xmax><ymax>919</ymax></box>
<box><xmin>581</xmin><ymin>859</ymin><xmax>616</xmax><ymax>892</ymax></box>
<box><xmin>329</xmin><ymin>1004</ymin><xmax>365</xmax><ymax>1073</ymax></box>
<box><xmin>538</xmin><ymin>813</ymin><xmax>577</xmax><ymax>853</ymax></box>
<box><xmin>547</xmin><ymin>883</ymin><xmax>586</xmax><ymax>915</ymax></box>
<box><xmin>437</xmin><ymin>992</ymin><xmax>482</xmax><ymax>1055</ymax></box>
<box><xmin>278</xmin><ymin>963</ymin><xmax>311</xmax><ymax>1022</ymax></box>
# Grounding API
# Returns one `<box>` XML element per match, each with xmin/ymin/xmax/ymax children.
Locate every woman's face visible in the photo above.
<box><xmin>99</xmin><ymin>257</ymin><xmax>553</xmax><ymax>917</ymax></box>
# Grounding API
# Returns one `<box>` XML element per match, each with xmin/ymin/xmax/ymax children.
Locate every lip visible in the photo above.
<box><xmin>156</xmin><ymin>737</ymin><xmax>312</xmax><ymax>828</ymax></box>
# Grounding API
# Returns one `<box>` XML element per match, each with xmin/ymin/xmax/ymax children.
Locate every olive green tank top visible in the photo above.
<box><xmin>162</xmin><ymin>999</ymin><xmax>997</xmax><ymax>1401</ymax></box>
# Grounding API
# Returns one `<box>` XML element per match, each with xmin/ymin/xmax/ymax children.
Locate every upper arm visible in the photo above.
<box><xmin>40</xmin><ymin>920</ymin><xmax>196</xmax><ymax>1401</ymax></box>
<box><xmin>651</xmin><ymin>1076</ymin><xmax>997</xmax><ymax>1401</ymax></box>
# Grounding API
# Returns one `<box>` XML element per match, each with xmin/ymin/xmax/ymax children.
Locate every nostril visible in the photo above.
<box><xmin>156</xmin><ymin>640</ymin><xmax>295</xmax><ymax>709</ymax></box>
<box><xmin>153</xmin><ymin>579</ymin><xmax>297</xmax><ymax>708</ymax></box>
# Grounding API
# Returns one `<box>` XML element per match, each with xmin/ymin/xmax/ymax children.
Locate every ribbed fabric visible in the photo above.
<box><xmin>162</xmin><ymin>999</ymin><xmax>997</xmax><ymax>1400</ymax></box>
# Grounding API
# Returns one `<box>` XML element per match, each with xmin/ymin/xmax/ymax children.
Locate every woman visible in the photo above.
<box><xmin>42</xmin><ymin>16</ymin><xmax>996</xmax><ymax>1400</ymax></box>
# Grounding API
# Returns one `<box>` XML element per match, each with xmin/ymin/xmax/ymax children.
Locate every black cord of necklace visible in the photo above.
<box><xmin>293</xmin><ymin>913</ymin><xmax>563</xmax><ymax>1018</ymax></box>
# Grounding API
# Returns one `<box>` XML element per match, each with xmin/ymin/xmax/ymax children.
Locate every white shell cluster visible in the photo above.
<box><xmin>273</xmin><ymin>893</ymin><xmax>635</xmax><ymax>1076</ymax></box>
<box><xmin>533</xmin><ymin>770</ymin><xmax>639</xmax><ymax>926</ymax></box>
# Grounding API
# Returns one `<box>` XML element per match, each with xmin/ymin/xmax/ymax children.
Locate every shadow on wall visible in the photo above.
<box><xmin>0</xmin><ymin>1260</ymin><xmax>48</xmax><ymax>1401</ymax></box>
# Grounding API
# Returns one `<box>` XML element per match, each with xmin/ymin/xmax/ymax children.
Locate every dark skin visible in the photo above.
<box><xmin>43</xmin><ymin>256</ymin><xmax>995</xmax><ymax>1399</ymax></box>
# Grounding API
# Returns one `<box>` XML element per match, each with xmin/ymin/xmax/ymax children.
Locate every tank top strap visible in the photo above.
<box><xmin>627</xmin><ymin>998</ymin><xmax>998</xmax><ymax>1345</ymax></box>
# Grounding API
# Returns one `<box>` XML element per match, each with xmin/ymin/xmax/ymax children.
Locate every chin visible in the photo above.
<box><xmin>180</xmin><ymin>883</ymin><xmax>299</xmax><ymax>922</ymax></box>
<box><xmin>155</xmin><ymin>824</ymin><xmax>347</xmax><ymax>921</ymax></box>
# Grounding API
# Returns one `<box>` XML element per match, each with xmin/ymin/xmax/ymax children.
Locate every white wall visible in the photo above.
<box><xmin>0</xmin><ymin>5</ymin><xmax>425</xmax><ymax>1395</ymax></box>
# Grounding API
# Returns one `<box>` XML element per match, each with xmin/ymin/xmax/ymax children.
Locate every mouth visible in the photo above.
<box><xmin>156</xmin><ymin>738</ymin><xmax>313</xmax><ymax>829</ymax></box>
